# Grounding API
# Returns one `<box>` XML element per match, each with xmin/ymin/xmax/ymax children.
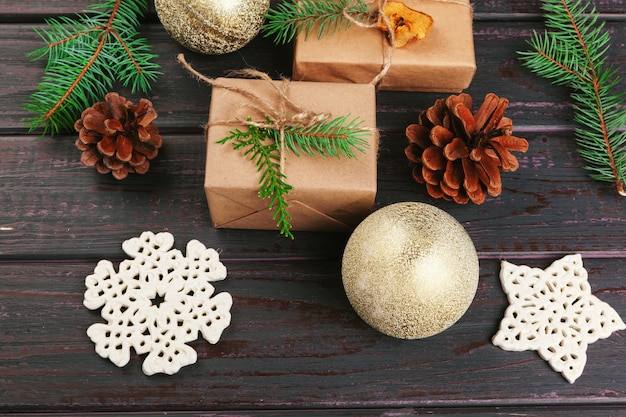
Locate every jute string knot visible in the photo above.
<box><xmin>177</xmin><ymin>54</ymin><xmax>333</xmax><ymax>174</ymax></box>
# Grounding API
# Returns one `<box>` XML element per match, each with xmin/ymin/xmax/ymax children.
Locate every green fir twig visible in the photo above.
<box><xmin>518</xmin><ymin>0</ymin><xmax>626</xmax><ymax>195</ymax></box>
<box><xmin>273</xmin><ymin>113</ymin><xmax>370</xmax><ymax>158</ymax></box>
<box><xmin>262</xmin><ymin>0</ymin><xmax>373</xmax><ymax>44</ymax></box>
<box><xmin>219</xmin><ymin>116</ymin><xmax>371</xmax><ymax>239</ymax></box>
<box><xmin>24</xmin><ymin>0</ymin><xmax>161</xmax><ymax>136</ymax></box>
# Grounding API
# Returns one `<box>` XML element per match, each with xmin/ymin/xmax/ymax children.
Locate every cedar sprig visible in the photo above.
<box><xmin>24</xmin><ymin>0</ymin><xmax>161</xmax><ymax>136</ymax></box>
<box><xmin>518</xmin><ymin>0</ymin><xmax>626</xmax><ymax>195</ymax></box>
<box><xmin>262</xmin><ymin>0</ymin><xmax>372</xmax><ymax>44</ymax></box>
<box><xmin>219</xmin><ymin>115</ymin><xmax>371</xmax><ymax>239</ymax></box>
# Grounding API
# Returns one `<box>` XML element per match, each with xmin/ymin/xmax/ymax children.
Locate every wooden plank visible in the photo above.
<box><xmin>0</xmin><ymin>126</ymin><xmax>625</xmax><ymax>260</ymax></box>
<box><xmin>0</xmin><ymin>258</ymin><xmax>624</xmax><ymax>413</ymax></box>
<box><xmin>1</xmin><ymin>126</ymin><xmax>625</xmax><ymax>260</ymax></box>
<box><xmin>2</xmin><ymin>408</ymin><xmax>626</xmax><ymax>417</ymax></box>
<box><xmin>2</xmin><ymin>20</ymin><xmax>625</xmax><ymax>133</ymax></box>
<box><xmin>0</xmin><ymin>0</ymin><xmax>625</xmax><ymax>19</ymax></box>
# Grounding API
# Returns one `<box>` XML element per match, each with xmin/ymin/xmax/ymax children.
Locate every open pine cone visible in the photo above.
<box><xmin>75</xmin><ymin>92</ymin><xmax>163</xmax><ymax>180</ymax></box>
<box><xmin>405</xmin><ymin>93</ymin><xmax>528</xmax><ymax>204</ymax></box>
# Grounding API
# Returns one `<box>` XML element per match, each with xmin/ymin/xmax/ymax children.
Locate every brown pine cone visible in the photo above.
<box><xmin>74</xmin><ymin>92</ymin><xmax>163</xmax><ymax>180</ymax></box>
<box><xmin>405</xmin><ymin>93</ymin><xmax>528</xmax><ymax>204</ymax></box>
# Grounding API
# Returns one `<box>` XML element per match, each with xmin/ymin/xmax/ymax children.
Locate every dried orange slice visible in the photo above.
<box><xmin>377</xmin><ymin>1</ymin><xmax>434</xmax><ymax>48</ymax></box>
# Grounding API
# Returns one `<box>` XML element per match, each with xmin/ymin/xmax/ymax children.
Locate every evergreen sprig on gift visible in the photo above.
<box><xmin>262</xmin><ymin>0</ymin><xmax>372</xmax><ymax>44</ymax></box>
<box><xmin>519</xmin><ymin>0</ymin><xmax>626</xmax><ymax>196</ymax></box>
<box><xmin>24</xmin><ymin>0</ymin><xmax>161</xmax><ymax>136</ymax></box>
<box><xmin>219</xmin><ymin>115</ymin><xmax>370</xmax><ymax>239</ymax></box>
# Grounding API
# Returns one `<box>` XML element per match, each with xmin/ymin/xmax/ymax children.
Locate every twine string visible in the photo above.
<box><xmin>177</xmin><ymin>54</ymin><xmax>332</xmax><ymax>175</ymax></box>
<box><xmin>341</xmin><ymin>0</ymin><xmax>394</xmax><ymax>87</ymax></box>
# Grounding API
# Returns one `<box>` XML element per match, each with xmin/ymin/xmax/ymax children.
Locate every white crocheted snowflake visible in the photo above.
<box><xmin>83</xmin><ymin>231</ymin><xmax>233</xmax><ymax>375</ymax></box>
<box><xmin>492</xmin><ymin>254</ymin><xmax>625</xmax><ymax>383</ymax></box>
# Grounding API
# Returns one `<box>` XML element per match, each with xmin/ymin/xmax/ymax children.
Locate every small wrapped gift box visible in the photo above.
<box><xmin>204</xmin><ymin>78</ymin><xmax>378</xmax><ymax>234</ymax></box>
<box><xmin>292</xmin><ymin>0</ymin><xmax>476</xmax><ymax>92</ymax></box>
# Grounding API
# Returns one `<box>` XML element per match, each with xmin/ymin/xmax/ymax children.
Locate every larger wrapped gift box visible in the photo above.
<box><xmin>204</xmin><ymin>78</ymin><xmax>378</xmax><ymax>233</ymax></box>
<box><xmin>293</xmin><ymin>0</ymin><xmax>476</xmax><ymax>92</ymax></box>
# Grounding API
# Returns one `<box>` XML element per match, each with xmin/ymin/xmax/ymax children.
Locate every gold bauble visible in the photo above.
<box><xmin>155</xmin><ymin>0</ymin><xmax>270</xmax><ymax>55</ymax></box>
<box><xmin>342</xmin><ymin>202</ymin><xmax>479</xmax><ymax>339</ymax></box>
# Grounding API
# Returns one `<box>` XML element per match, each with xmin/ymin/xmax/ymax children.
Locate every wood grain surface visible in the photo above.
<box><xmin>0</xmin><ymin>0</ymin><xmax>625</xmax><ymax>415</ymax></box>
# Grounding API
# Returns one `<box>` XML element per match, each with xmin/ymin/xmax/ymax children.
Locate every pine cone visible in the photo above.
<box><xmin>75</xmin><ymin>92</ymin><xmax>163</xmax><ymax>180</ymax></box>
<box><xmin>405</xmin><ymin>93</ymin><xmax>528</xmax><ymax>204</ymax></box>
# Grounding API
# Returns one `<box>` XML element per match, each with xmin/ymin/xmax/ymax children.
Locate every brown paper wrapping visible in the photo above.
<box><xmin>293</xmin><ymin>0</ymin><xmax>476</xmax><ymax>92</ymax></box>
<box><xmin>204</xmin><ymin>78</ymin><xmax>378</xmax><ymax>233</ymax></box>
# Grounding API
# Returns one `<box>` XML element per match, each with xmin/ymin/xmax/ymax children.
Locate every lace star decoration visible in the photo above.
<box><xmin>492</xmin><ymin>254</ymin><xmax>625</xmax><ymax>383</ymax></box>
<box><xmin>83</xmin><ymin>231</ymin><xmax>233</xmax><ymax>375</ymax></box>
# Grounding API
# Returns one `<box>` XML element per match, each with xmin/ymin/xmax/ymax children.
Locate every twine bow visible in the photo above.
<box><xmin>177</xmin><ymin>54</ymin><xmax>334</xmax><ymax>175</ymax></box>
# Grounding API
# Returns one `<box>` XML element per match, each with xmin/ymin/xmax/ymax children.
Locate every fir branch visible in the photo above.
<box><xmin>262</xmin><ymin>0</ymin><xmax>372</xmax><ymax>44</ymax></box>
<box><xmin>270</xmin><ymin>114</ymin><xmax>371</xmax><ymax>158</ymax></box>
<box><xmin>218</xmin><ymin>115</ymin><xmax>371</xmax><ymax>239</ymax></box>
<box><xmin>518</xmin><ymin>0</ymin><xmax>626</xmax><ymax>195</ymax></box>
<box><xmin>218</xmin><ymin>123</ymin><xmax>295</xmax><ymax>239</ymax></box>
<box><xmin>24</xmin><ymin>0</ymin><xmax>161</xmax><ymax>136</ymax></box>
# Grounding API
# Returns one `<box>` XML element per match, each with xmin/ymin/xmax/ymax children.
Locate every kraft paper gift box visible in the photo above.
<box><xmin>293</xmin><ymin>0</ymin><xmax>476</xmax><ymax>92</ymax></box>
<box><xmin>204</xmin><ymin>78</ymin><xmax>378</xmax><ymax>233</ymax></box>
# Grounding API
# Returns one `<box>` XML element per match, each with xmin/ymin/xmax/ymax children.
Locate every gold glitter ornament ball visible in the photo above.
<box><xmin>155</xmin><ymin>0</ymin><xmax>270</xmax><ymax>55</ymax></box>
<box><xmin>342</xmin><ymin>202</ymin><xmax>479</xmax><ymax>339</ymax></box>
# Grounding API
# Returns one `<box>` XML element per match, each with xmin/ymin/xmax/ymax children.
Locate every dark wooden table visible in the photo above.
<box><xmin>1</xmin><ymin>1</ymin><xmax>625</xmax><ymax>416</ymax></box>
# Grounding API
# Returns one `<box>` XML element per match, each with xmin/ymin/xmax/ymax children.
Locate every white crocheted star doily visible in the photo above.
<box><xmin>83</xmin><ymin>231</ymin><xmax>232</xmax><ymax>375</ymax></box>
<box><xmin>492</xmin><ymin>254</ymin><xmax>625</xmax><ymax>383</ymax></box>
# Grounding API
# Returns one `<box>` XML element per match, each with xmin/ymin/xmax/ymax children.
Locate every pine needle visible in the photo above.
<box><xmin>518</xmin><ymin>0</ymin><xmax>626</xmax><ymax>195</ymax></box>
<box><xmin>262</xmin><ymin>0</ymin><xmax>372</xmax><ymax>44</ymax></box>
<box><xmin>24</xmin><ymin>0</ymin><xmax>161</xmax><ymax>136</ymax></box>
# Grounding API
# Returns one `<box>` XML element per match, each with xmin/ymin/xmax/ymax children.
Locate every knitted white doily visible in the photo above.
<box><xmin>83</xmin><ymin>231</ymin><xmax>232</xmax><ymax>375</ymax></box>
<box><xmin>492</xmin><ymin>254</ymin><xmax>625</xmax><ymax>383</ymax></box>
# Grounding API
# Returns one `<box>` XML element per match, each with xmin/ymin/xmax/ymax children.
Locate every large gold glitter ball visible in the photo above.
<box><xmin>342</xmin><ymin>202</ymin><xmax>479</xmax><ymax>339</ymax></box>
<box><xmin>155</xmin><ymin>0</ymin><xmax>270</xmax><ymax>55</ymax></box>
